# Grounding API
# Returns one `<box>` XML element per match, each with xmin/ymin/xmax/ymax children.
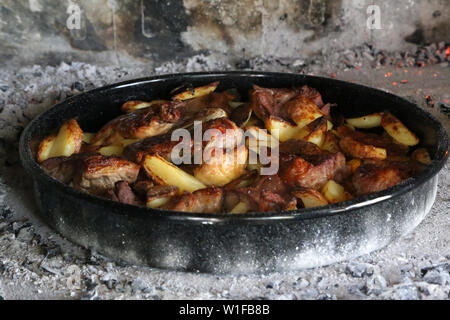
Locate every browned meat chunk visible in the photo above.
<box><xmin>102</xmin><ymin>181</ymin><xmax>141</xmax><ymax>205</ymax></box>
<box><xmin>297</xmin><ymin>85</ymin><xmax>324</xmax><ymax>108</ymax></box>
<box><xmin>352</xmin><ymin>164</ymin><xmax>403</xmax><ymax>196</ymax></box>
<box><xmin>279</xmin><ymin>139</ymin><xmax>324</xmax><ymax>157</ymax></box>
<box><xmin>91</xmin><ymin>103</ymin><xmax>181</xmax><ymax>146</ymax></box>
<box><xmin>123</xmin><ymin>134</ymin><xmax>186</xmax><ymax>164</ymax></box>
<box><xmin>133</xmin><ymin>180</ymin><xmax>155</xmax><ymax>197</ymax></box>
<box><xmin>280</xmin><ymin>152</ymin><xmax>347</xmax><ymax>190</ymax></box>
<box><xmin>74</xmin><ymin>155</ymin><xmax>140</xmax><ymax>193</ymax></box>
<box><xmin>41</xmin><ymin>153</ymin><xmax>140</xmax><ymax>194</ymax></box>
<box><xmin>165</xmin><ymin>187</ymin><xmax>224</xmax><ymax>213</ymax></box>
<box><xmin>40</xmin><ymin>156</ymin><xmax>79</xmax><ymax>184</ymax></box>
<box><xmin>226</xmin><ymin>175</ymin><xmax>296</xmax><ymax>212</ymax></box>
<box><xmin>250</xmin><ymin>85</ymin><xmax>301</xmax><ymax>121</ymax></box>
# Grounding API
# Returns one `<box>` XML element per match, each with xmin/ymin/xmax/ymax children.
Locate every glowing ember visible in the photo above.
<box><xmin>400</xmin><ymin>80</ymin><xmax>408</xmax><ymax>84</ymax></box>
<box><xmin>331</xmin><ymin>73</ymin><xmax>337</xmax><ymax>78</ymax></box>
<box><xmin>392</xmin><ymin>82</ymin><xmax>397</xmax><ymax>86</ymax></box>
<box><xmin>446</xmin><ymin>47</ymin><xmax>450</xmax><ymax>57</ymax></box>
<box><xmin>384</xmin><ymin>72</ymin><xmax>392</xmax><ymax>78</ymax></box>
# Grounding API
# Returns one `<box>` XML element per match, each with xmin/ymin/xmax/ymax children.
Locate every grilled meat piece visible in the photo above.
<box><xmin>279</xmin><ymin>139</ymin><xmax>324</xmax><ymax>157</ymax></box>
<box><xmin>226</xmin><ymin>175</ymin><xmax>296</xmax><ymax>212</ymax></box>
<box><xmin>352</xmin><ymin>164</ymin><xmax>403</xmax><ymax>196</ymax></box>
<box><xmin>102</xmin><ymin>181</ymin><xmax>141</xmax><ymax>205</ymax></box>
<box><xmin>165</xmin><ymin>187</ymin><xmax>224</xmax><ymax>213</ymax></box>
<box><xmin>352</xmin><ymin>159</ymin><xmax>424</xmax><ymax>196</ymax></box>
<box><xmin>279</xmin><ymin>152</ymin><xmax>347</xmax><ymax>190</ymax></box>
<box><xmin>133</xmin><ymin>180</ymin><xmax>155</xmax><ymax>197</ymax></box>
<box><xmin>41</xmin><ymin>153</ymin><xmax>140</xmax><ymax>194</ymax></box>
<box><xmin>250</xmin><ymin>85</ymin><xmax>324</xmax><ymax>122</ymax></box>
<box><xmin>74</xmin><ymin>155</ymin><xmax>140</xmax><ymax>193</ymax></box>
<box><xmin>123</xmin><ymin>134</ymin><xmax>186</xmax><ymax>163</ymax></box>
<box><xmin>91</xmin><ymin>104</ymin><xmax>180</xmax><ymax>146</ymax></box>
<box><xmin>193</xmin><ymin>118</ymin><xmax>248</xmax><ymax>186</ymax></box>
<box><xmin>250</xmin><ymin>85</ymin><xmax>301</xmax><ymax>121</ymax></box>
<box><xmin>40</xmin><ymin>155</ymin><xmax>80</xmax><ymax>184</ymax></box>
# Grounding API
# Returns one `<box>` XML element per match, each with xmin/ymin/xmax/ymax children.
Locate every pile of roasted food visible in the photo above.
<box><xmin>36</xmin><ymin>82</ymin><xmax>431</xmax><ymax>213</ymax></box>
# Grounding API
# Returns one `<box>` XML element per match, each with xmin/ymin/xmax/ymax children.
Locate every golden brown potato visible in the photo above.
<box><xmin>347</xmin><ymin>159</ymin><xmax>361</xmax><ymax>173</ymax></box>
<box><xmin>37</xmin><ymin>134</ymin><xmax>56</xmax><ymax>163</ymax></box>
<box><xmin>98</xmin><ymin>145</ymin><xmax>124</xmax><ymax>156</ymax></box>
<box><xmin>246</xmin><ymin>126</ymin><xmax>278</xmax><ymax>154</ymax></box>
<box><xmin>381</xmin><ymin>113</ymin><xmax>419</xmax><ymax>146</ymax></box>
<box><xmin>38</xmin><ymin>119</ymin><xmax>83</xmax><ymax>162</ymax></box>
<box><xmin>285</xmin><ymin>96</ymin><xmax>324</xmax><ymax>128</ymax></box>
<box><xmin>339</xmin><ymin>136</ymin><xmax>387</xmax><ymax>160</ymax></box>
<box><xmin>345</xmin><ymin>113</ymin><xmax>383</xmax><ymax>129</ymax></box>
<box><xmin>264</xmin><ymin>116</ymin><xmax>302</xmax><ymax>142</ymax></box>
<box><xmin>293</xmin><ymin>188</ymin><xmax>329</xmax><ymax>208</ymax></box>
<box><xmin>411</xmin><ymin>148</ymin><xmax>431</xmax><ymax>165</ymax></box>
<box><xmin>143</xmin><ymin>155</ymin><xmax>206</xmax><ymax>192</ymax></box>
<box><xmin>321</xmin><ymin>180</ymin><xmax>352</xmax><ymax>203</ymax></box>
<box><xmin>230</xmin><ymin>201</ymin><xmax>249</xmax><ymax>214</ymax></box>
<box><xmin>82</xmin><ymin>132</ymin><xmax>96</xmax><ymax>144</ymax></box>
<box><xmin>321</xmin><ymin>131</ymin><xmax>341</xmax><ymax>153</ymax></box>
<box><xmin>302</xmin><ymin>117</ymin><xmax>327</xmax><ymax>146</ymax></box>
<box><xmin>121</xmin><ymin>100</ymin><xmax>168</xmax><ymax>113</ymax></box>
<box><xmin>172</xmin><ymin>82</ymin><xmax>219</xmax><ymax>101</ymax></box>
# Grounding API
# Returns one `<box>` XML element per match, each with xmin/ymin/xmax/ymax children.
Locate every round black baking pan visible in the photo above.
<box><xmin>19</xmin><ymin>72</ymin><xmax>449</xmax><ymax>274</ymax></box>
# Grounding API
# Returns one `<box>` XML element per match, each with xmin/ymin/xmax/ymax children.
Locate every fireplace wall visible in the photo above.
<box><xmin>0</xmin><ymin>0</ymin><xmax>448</xmax><ymax>67</ymax></box>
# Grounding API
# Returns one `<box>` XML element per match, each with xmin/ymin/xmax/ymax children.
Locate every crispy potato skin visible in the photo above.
<box><xmin>285</xmin><ymin>96</ymin><xmax>324</xmax><ymax>128</ymax></box>
<box><xmin>37</xmin><ymin>119</ymin><xmax>83</xmax><ymax>162</ymax></box>
<box><xmin>293</xmin><ymin>188</ymin><xmax>329</xmax><ymax>208</ymax></box>
<box><xmin>381</xmin><ymin>113</ymin><xmax>419</xmax><ymax>146</ymax></box>
<box><xmin>339</xmin><ymin>136</ymin><xmax>387</xmax><ymax>160</ymax></box>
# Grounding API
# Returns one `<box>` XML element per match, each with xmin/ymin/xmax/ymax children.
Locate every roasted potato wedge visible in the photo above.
<box><xmin>303</xmin><ymin>117</ymin><xmax>327</xmax><ymax>146</ymax></box>
<box><xmin>293</xmin><ymin>189</ymin><xmax>329</xmax><ymax>208</ymax></box>
<box><xmin>246</xmin><ymin>126</ymin><xmax>278</xmax><ymax>154</ymax></box>
<box><xmin>411</xmin><ymin>148</ymin><xmax>431</xmax><ymax>165</ymax></box>
<box><xmin>230</xmin><ymin>201</ymin><xmax>249</xmax><ymax>214</ymax></box>
<box><xmin>321</xmin><ymin>180</ymin><xmax>352</xmax><ymax>203</ymax></box>
<box><xmin>321</xmin><ymin>131</ymin><xmax>341</xmax><ymax>153</ymax></box>
<box><xmin>37</xmin><ymin>134</ymin><xmax>56</xmax><ymax>163</ymax></box>
<box><xmin>121</xmin><ymin>100</ymin><xmax>168</xmax><ymax>113</ymax></box>
<box><xmin>172</xmin><ymin>82</ymin><xmax>219</xmax><ymax>101</ymax></box>
<box><xmin>345</xmin><ymin>113</ymin><xmax>383</xmax><ymax>129</ymax></box>
<box><xmin>339</xmin><ymin>136</ymin><xmax>387</xmax><ymax>160</ymax></box>
<box><xmin>347</xmin><ymin>159</ymin><xmax>361</xmax><ymax>173</ymax></box>
<box><xmin>143</xmin><ymin>155</ymin><xmax>206</xmax><ymax>192</ymax></box>
<box><xmin>264</xmin><ymin>117</ymin><xmax>302</xmax><ymax>142</ymax></box>
<box><xmin>286</xmin><ymin>96</ymin><xmax>324</xmax><ymax>129</ymax></box>
<box><xmin>39</xmin><ymin>119</ymin><xmax>83</xmax><ymax>162</ymax></box>
<box><xmin>98</xmin><ymin>145</ymin><xmax>124</xmax><ymax>156</ymax></box>
<box><xmin>381</xmin><ymin>113</ymin><xmax>419</xmax><ymax>146</ymax></box>
<box><xmin>147</xmin><ymin>197</ymin><xmax>171</xmax><ymax>209</ymax></box>
<box><xmin>82</xmin><ymin>132</ymin><xmax>96</xmax><ymax>144</ymax></box>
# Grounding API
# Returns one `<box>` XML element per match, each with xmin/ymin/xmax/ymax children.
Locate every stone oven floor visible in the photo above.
<box><xmin>0</xmin><ymin>61</ymin><xmax>449</xmax><ymax>300</ymax></box>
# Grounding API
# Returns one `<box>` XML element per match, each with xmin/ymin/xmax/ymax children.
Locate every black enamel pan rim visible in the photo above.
<box><xmin>19</xmin><ymin>71</ymin><xmax>449</xmax><ymax>224</ymax></box>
